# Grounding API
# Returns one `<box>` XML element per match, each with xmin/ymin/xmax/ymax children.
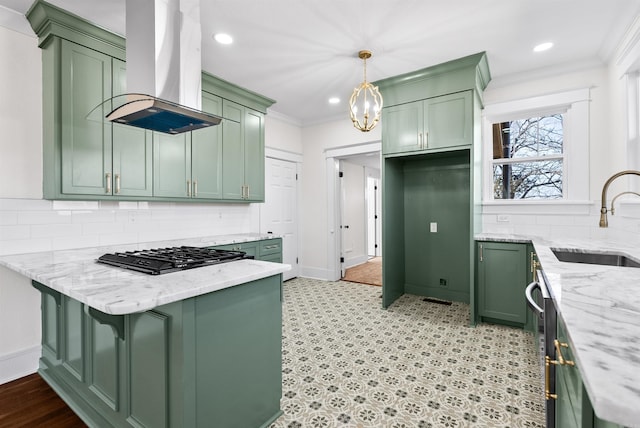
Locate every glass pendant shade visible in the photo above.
<box><xmin>349</xmin><ymin>50</ymin><xmax>383</xmax><ymax>132</ymax></box>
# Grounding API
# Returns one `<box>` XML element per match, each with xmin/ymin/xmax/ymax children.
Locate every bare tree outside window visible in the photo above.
<box><xmin>492</xmin><ymin>115</ymin><xmax>563</xmax><ymax>199</ymax></box>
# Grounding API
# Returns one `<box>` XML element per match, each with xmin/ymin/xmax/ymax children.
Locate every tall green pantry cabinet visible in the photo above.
<box><xmin>377</xmin><ymin>53</ymin><xmax>490</xmax><ymax>311</ymax></box>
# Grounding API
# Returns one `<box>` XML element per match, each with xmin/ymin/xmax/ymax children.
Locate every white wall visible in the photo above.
<box><xmin>299</xmin><ymin>119</ymin><xmax>380</xmax><ymax>279</ymax></box>
<box><xmin>479</xmin><ymin>65</ymin><xmax>640</xmax><ymax>241</ymax></box>
<box><xmin>0</xmin><ymin>25</ymin><xmax>303</xmax><ymax>383</ymax></box>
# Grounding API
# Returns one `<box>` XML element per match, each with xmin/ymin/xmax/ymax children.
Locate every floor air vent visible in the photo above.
<box><xmin>422</xmin><ymin>297</ymin><xmax>452</xmax><ymax>305</ymax></box>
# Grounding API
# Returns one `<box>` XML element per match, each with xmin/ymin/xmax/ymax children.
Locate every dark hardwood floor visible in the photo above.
<box><xmin>0</xmin><ymin>373</ymin><xmax>85</xmax><ymax>428</ymax></box>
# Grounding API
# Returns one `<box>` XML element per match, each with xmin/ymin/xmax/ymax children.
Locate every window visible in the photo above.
<box><xmin>492</xmin><ymin>114</ymin><xmax>564</xmax><ymax>199</ymax></box>
<box><xmin>482</xmin><ymin>88</ymin><xmax>590</xmax><ymax>202</ymax></box>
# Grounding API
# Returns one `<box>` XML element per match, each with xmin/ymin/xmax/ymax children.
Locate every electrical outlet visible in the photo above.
<box><xmin>497</xmin><ymin>215</ymin><xmax>510</xmax><ymax>223</ymax></box>
<box><xmin>430</xmin><ymin>222</ymin><xmax>438</xmax><ymax>233</ymax></box>
<box><xmin>439</xmin><ymin>278</ymin><xmax>447</xmax><ymax>286</ymax></box>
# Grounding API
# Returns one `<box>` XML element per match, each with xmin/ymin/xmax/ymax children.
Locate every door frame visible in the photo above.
<box><xmin>325</xmin><ymin>141</ymin><xmax>381</xmax><ymax>281</ymax></box>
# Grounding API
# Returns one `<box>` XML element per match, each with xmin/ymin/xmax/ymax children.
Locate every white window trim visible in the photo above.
<box><xmin>482</xmin><ymin>88</ymin><xmax>591</xmax><ymax>203</ymax></box>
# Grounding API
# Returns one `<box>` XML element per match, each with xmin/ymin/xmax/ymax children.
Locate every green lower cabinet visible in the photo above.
<box><xmin>32</xmin><ymin>275</ymin><xmax>283</xmax><ymax>428</ymax></box>
<box><xmin>555</xmin><ymin>318</ymin><xmax>623</xmax><ymax>428</ymax></box>
<box><xmin>212</xmin><ymin>238</ymin><xmax>282</xmax><ymax>262</ymax></box>
<box><xmin>476</xmin><ymin>241</ymin><xmax>531</xmax><ymax>327</ymax></box>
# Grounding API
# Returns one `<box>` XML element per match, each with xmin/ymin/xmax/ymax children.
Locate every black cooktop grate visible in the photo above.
<box><xmin>97</xmin><ymin>246</ymin><xmax>251</xmax><ymax>275</ymax></box>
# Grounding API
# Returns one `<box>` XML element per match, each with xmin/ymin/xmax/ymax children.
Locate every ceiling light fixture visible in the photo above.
<box><xmin>349</xmin><ymin>50</ymin><xmax>383</xmax><ymax>132</ymax></box>
<box><xmin>533</xmin><ymin>42</ymin><xmax>553</xmax><ymax>52</ymax></box>
<box><xmin>214</xmin><ymin>33</ymin><xmax>233</xmax><ymax>45</ymax></box>
<box><xmin>329</xmin><ymin>97</ymin><xmax>340</xmax><ymax>104</ymax></box>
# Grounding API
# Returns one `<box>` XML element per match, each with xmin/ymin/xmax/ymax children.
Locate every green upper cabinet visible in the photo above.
<box><xmin>153</xmin><ymin>133</ymin><xmax>191</xmax><ymax>198</ymax></box>
<box><xmin>112</xmin><ymin>59</ymin><xmax>153</xmax><ymax>197</ymax></box>
<box><xmin>222</xmin><ymin>100</ymin><xmax>265</xmax><ymax>201</ymax></box>
<box><xmin>59</xmin><ymin>40</ymin><xmax>113</xmax><ymax>196</ymax></box>
<box><xmin>382</xmin><ymin>91</ymin><xmax>472</xmax><ymax>155</ymax></box>
<box><xmin>27</xmin><ymin>0</ymin><xmax>274</xmax><ymax>203</ymax></box>
<box><xmin>191</xmin><ymin>91</ymin><xmax>223</xmax><ymax>199</ymax></box>
<box><xmin>153</xmin><ymin>92</ymin><xmax>223</xmax><ymax>199</ymax></box>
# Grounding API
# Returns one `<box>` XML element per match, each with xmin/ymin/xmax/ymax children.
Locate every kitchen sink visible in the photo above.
<box><xmin>551</xmin><ymin>248</ymin><xmax>640</xmax><ymax>268</ymax></box>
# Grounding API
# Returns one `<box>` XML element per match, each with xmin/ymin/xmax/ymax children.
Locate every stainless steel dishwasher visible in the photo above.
<box><xmin>526</xmin><ymin>270</ymin><xmax>556</xmax><ymax>428</ymax></box>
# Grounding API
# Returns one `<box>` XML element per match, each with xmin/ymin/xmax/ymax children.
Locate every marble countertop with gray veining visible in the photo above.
<box><xmin>476</xmin><ymin>233</ymin><xmax>640</xmax><ymax>428</ymax></box>
<box><xmin>0</xmin><ymin>233</ymin><xmax>290</xmax><ymax>316</ymax></box>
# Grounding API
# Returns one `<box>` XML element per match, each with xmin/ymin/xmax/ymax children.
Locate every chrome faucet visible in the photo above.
<box><xmin>599</xmin><ymin>170</ymin><xmax>640</xmax><ymax>227</ymax></box>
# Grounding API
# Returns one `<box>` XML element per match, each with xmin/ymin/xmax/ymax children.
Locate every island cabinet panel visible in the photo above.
<box><xmin>63</xmin><ymin>296</ymin><xmax>84</xmax><ymax>380</ymax></box>
<box><xmin>195</xmin><ymin>275</ymin><xmax>282</xmax><ymax>427</ymax></box>
<box><xmin>128</xmin><ymin>311</ymin><xmax>169</xmax><ymax>428</ymax></box>
<box><xmin>88</xmin><ymin>318</ymin><xmax>120</xmax><ymax>411</ymax></box>
<box><xmin>31</xmin><ymin>273</ymin><xmax>284</xmax><ymax>428</ymax></box>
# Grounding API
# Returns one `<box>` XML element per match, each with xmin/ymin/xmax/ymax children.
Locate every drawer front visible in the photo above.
<box><xmin>259</xmin><ymin>239</ymin><xmax>282</xmax><ymax>257</ymax></box>
<box><xmin>211</xmin><ymin>242</ymin><xmax>258</xmax><ymax>258</ymax></box>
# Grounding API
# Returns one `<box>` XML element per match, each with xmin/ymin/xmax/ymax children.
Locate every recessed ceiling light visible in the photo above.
<box><xmin>214</xmin><ymin>33</ymin><xmax>233</xmax><ymax>45</ymax></box>
<box><xmin>329</xmin><ymin>97</ymin><xmax>340</xmax><ymax>104</ymax></box>
<box><xmin>533</xmin><ymin>42</ymin><xmax>553</xmax><ymax>52</ymax></box>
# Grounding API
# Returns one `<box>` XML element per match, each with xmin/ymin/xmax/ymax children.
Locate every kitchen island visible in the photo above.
<box><xmin>0</xmin><ymin>234</ymin><xmax>290</xmax><ymax>428</ymax></box>
<box><xmin>476</xmin><ymin>233</ymin><xmax>640</xmax><ymax>428</ymax></box>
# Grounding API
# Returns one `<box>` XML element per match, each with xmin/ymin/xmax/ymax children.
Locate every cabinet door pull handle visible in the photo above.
<box><xmin>187</xmin><ymin>180</ymin><xmax>191</xmax><ymax>197</ymax></box>
<box><xmin>106</xmin><ymin>173</ymin><xmax>111</xmax><ymax>194</ymax></box>
<box><xmin>479</xmin><ymin>244</ymin><xmax>483</xmax><ymax>262</ymax></box>
<box><xmin>193</xmin><ymin>180</ymin><xmax>198</xmax><ymax>197</ymax></box>
<box><xmin>115</xmin><ymin>174</ymin><xmax>121</xmax><ymax>194</ymax></box>
<box><xmin>425</xmin><ymin>131</ymin><xmax>429</xmax><ymax>147</ymax></box>
<box><xmin>554</xmin><ymin>339</ymin><xmax>575</xmax><ymax>366</ymax></box>
<box><xmin>419</xmin><ymin>132</ymin><xmax>423</xmax><ymax>148</ymax></box>
<box><xmin>545</xmin><ymin>355</ymin><xmax>558</xmax><ymax>400</ymax></box>
<box><xmin>246</xmin><ymin>185</ymin><xmax>250</xmax><ymax>199</ymax></box>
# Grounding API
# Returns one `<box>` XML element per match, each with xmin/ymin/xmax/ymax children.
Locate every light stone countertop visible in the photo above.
<box><xmin>0</xmin><ymin>233</ymin><xmax>290</xmax><ymax>316</ymax></box>
<box><xmin>476</xmin><ymin>233</ymin><xmax>640</xmax><ymax>428</ymax></box>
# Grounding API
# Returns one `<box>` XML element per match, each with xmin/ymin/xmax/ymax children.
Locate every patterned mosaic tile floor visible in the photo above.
<box><xmin>271</xmin><ymin>278</ymin><xmax>545</xmax><ymax>428</ymax></box>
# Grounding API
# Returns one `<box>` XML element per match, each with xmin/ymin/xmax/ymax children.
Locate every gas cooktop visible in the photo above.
<box><xmin>97</xmin><ymin>246</ymin><xmax>251</xmax><ymax>275</ymax></box>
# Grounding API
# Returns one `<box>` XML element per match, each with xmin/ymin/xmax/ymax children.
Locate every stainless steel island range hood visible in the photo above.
<box><xmin>106</xmin><ymin>0</ymin><xmax>221</xmax><ymax>134</ymax></box>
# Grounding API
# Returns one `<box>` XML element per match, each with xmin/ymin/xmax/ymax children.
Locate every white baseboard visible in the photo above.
<box><xmin>299</xmin><ymin>266</ymin><xmax>332</xmax><ymax>281</ymax></box>
<box><xmin>0</xmin><ymin>345</ymin><xmax>40</xmax><ymax>385</ymax></box>
<box><xmin>344</xmin><ymin>255</ymin><xmax>369</xmax><ymax>269</ymax></box>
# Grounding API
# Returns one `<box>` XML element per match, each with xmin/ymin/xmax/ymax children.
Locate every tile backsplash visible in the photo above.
<box><xmin>480</xmin><ymin>201</ymin><xmax>640</xmax><ymax>242</ymax></box>
<box><xmin>0</xmin><ymin>198</ymin><xmax>259</xmax><ymax>256</ymax></box>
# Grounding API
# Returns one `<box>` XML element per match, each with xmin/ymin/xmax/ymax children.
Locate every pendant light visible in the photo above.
<box><xmin>349</xmin><ymin>50</ymin><xmax>383</xmax><ymax>132</ymax></box>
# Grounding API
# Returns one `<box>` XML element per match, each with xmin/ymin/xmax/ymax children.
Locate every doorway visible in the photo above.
<box><xmin>325</xmin><ymin>141</ymin><xmax>381</xmax><ymax>281</ymax></box>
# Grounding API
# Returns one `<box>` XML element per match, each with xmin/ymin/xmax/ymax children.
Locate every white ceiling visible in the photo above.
<box><xmin>2</xmin><ymin>0</ymin><xmax>640</xmax><ymax>126</ymax></box>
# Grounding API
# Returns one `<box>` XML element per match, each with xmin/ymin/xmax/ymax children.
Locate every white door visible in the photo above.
<box><xmin>367</xmin><ymin>176</ymin><xmax>381</xmax><ymax>257</ymax></box>
<box><xmin>261</xmin><ymin>157</ymin><xmax>298</xmax><ymax>280</ymax></box>
<box><xmin>339</xmin><ymin>160</ymin><xmax>367</xmax><ymax>272</ymax></box>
